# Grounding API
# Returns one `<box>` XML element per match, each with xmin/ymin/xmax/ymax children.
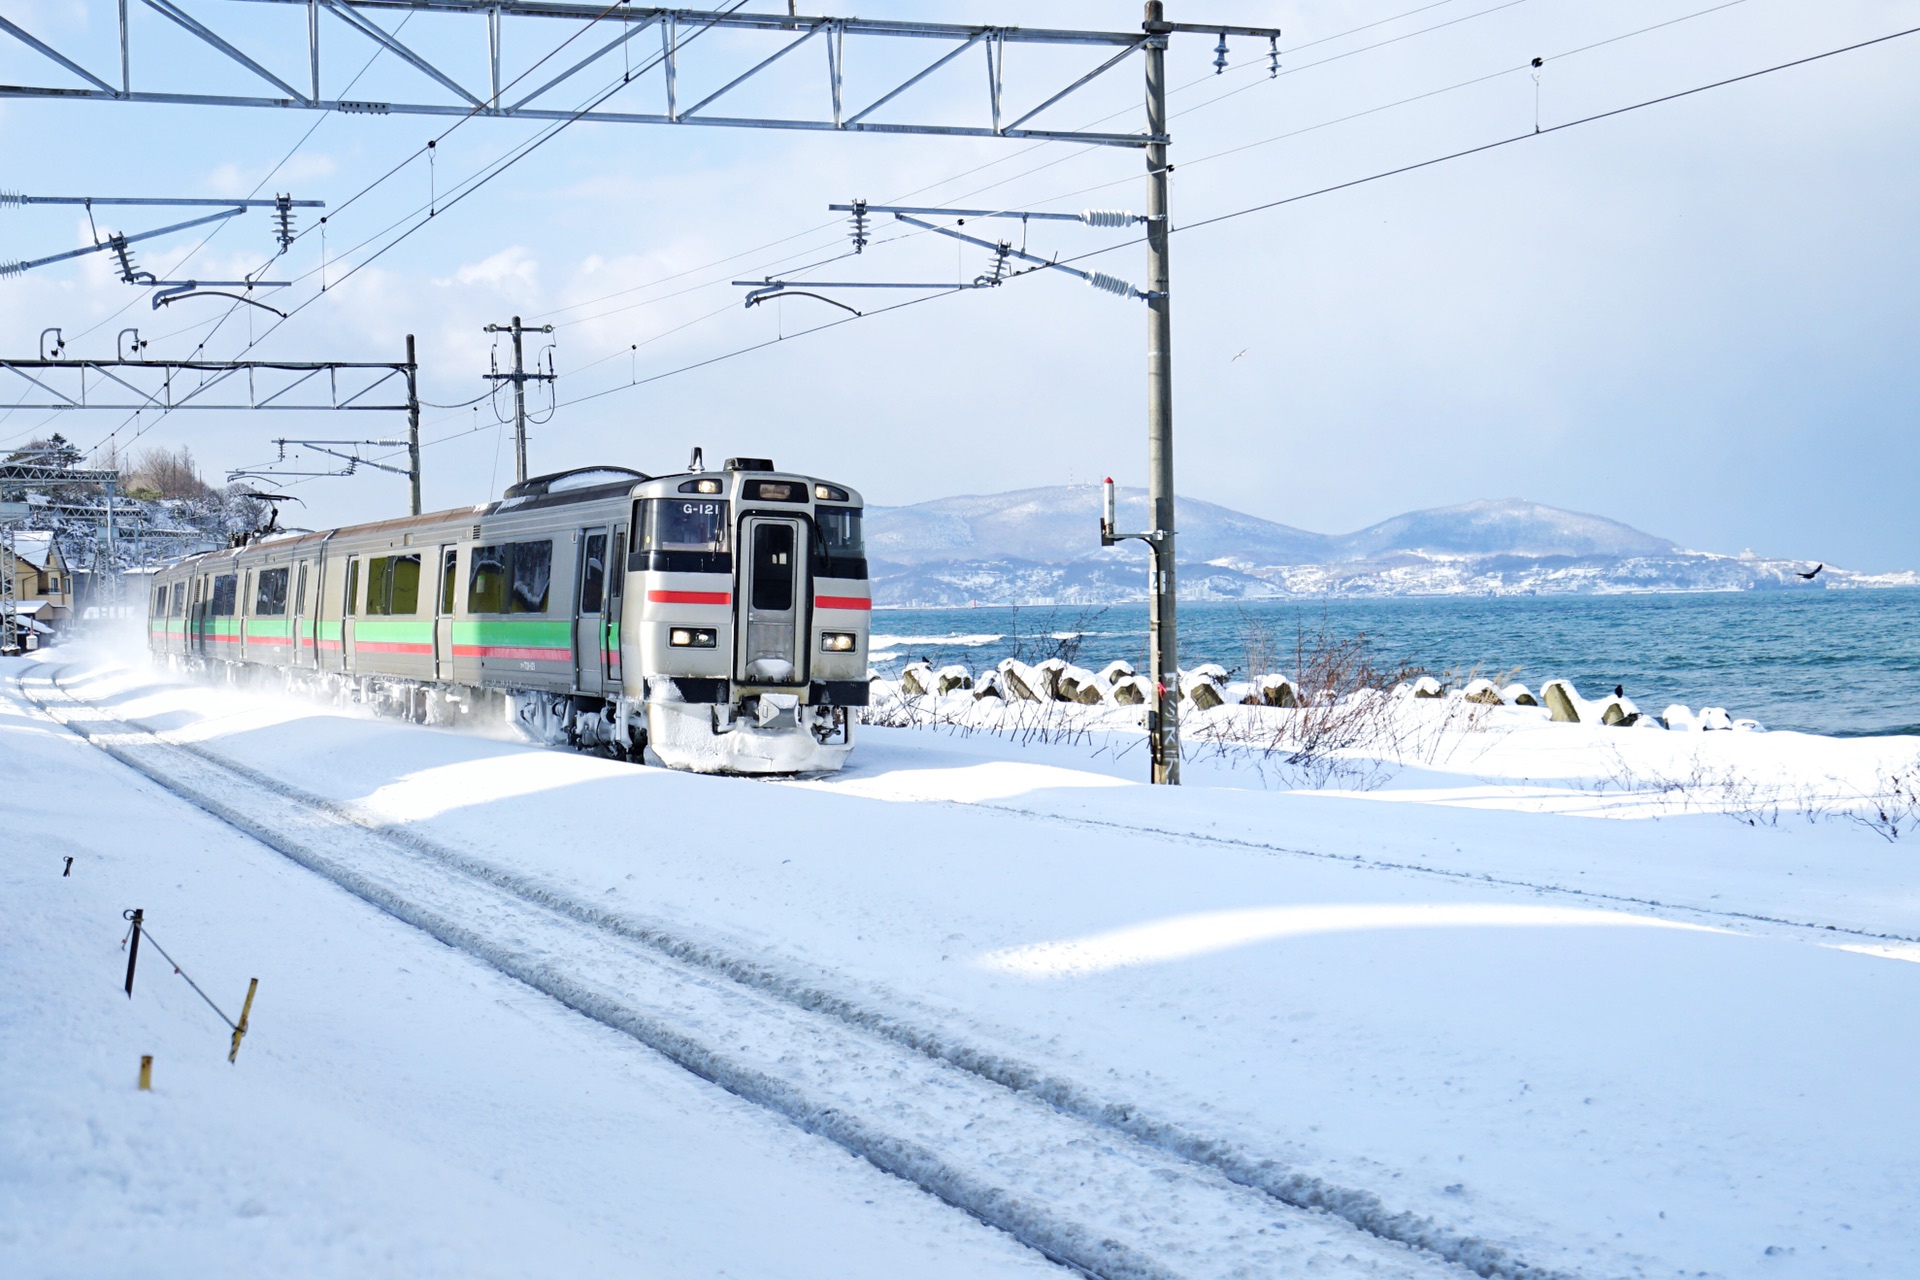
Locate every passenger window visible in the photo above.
<box><xmin>580</xmin><ymin>534</ymin><xmax>606</xmax><ymax>614</ymax></box>
<box><xmin>468</xmin><ymin>544</ymin><xmax>507</xmax><ymax>613</ymax></box>
<box><xmin>439</xmin><ymin>548</ymin><xmax>457</xmax><ymax>615</ymax></box>
<box><xmin>365</xmin><ymin>554</ymin><xmax>422</xmax><ymax>615</ymax></box>
<box><xmin>508</xmin><ymin>541</ymin><xmax>551</xmax><ymax>613</ymax></box>
<box><xmin>170</xmin><ymin>582</ymin><xmax>184</xmax><ymax>616</ymax></box>
<box><xmin>466</xmin><ymin>541</ymin><xmax>550</xmax><ymax>613</ymax></box>
<box><xmin>210</xmin><ymin>574</ymin><xmax>238</xmax><ymax>617</ymax></box>
<box><xmin>750</xmin><ymin>523</ymin><xmax>795</xmax><ymax>612</ymax></box>
<box><xmin>254</xmin><ymin>567</ymin><xmax>290</xmax><ymax>616</ymax></box>
<box><xmin>345</xmin><ymin>559</ymin><xmax>360</xmax><ymax>616</ymax></box>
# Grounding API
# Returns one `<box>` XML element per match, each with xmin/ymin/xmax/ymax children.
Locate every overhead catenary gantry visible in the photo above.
<box><xmin>1</xmin><ymin>333</ymin><xmax>427</xmax><ymax>513</ymax></box>
<box><xmin>0</xmin><ymin>2</ymin><xmax>1275</xmax><ymax>150</ymax></box>
<box><xmin>2</xmin><ymin>2</ymin><xmax>1285</xmax><ymax>784</ymax></box>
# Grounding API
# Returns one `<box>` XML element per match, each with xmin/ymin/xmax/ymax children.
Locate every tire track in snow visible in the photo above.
<box><xmin>19</xmin><ymin>665</ymin><xmax>1512</xmax><ymax>1280</ymax></box>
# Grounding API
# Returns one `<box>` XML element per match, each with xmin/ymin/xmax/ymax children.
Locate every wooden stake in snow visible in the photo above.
<box><xmin>138</xmin><ymin>1055</ymin><xmax>152</xmax><ymax>1091</ymax></box>
<box><xmin>228</xmin><ymin>979</ymin><xmax>259</xmax><ymax>1064</ymax></box>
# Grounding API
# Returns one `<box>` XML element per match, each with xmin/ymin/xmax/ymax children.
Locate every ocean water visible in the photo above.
<box><xmin>871</xmin><ymin>590</ymin><xmax>1920</xmax><ymax>737</ymax></box>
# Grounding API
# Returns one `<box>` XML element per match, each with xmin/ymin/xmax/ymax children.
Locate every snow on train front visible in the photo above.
<box><xmin>628</xmin><ymin>457</ymin><xmax>869</xmax><ymax>774</ymax></box>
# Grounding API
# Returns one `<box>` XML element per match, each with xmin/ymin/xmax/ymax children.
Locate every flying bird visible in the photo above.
<box><xmin>1231</xmin><ymin>348</ymin><xmax>1248</xmax><ymax>362</ymax></box>
<box><xmin>1798</xmin><ymin>564</ymin><xmax>1823</xmax><ymax>580</ymax></box>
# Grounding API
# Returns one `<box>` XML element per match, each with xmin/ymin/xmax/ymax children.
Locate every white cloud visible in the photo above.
<box><xmin>439</xmin><ymin>247</ymin><xmax>541</xmax><ymax>298</ymax></box>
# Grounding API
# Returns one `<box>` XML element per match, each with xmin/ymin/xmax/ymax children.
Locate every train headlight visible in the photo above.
<box><xmin>670</xmin><ymin>627</ymin><xmax>717</xmax><ymax>648</ymax></box>
<box><xmin>820</xmin><ymin>631</ymin><xmax>857</xmax><ymax>653</ymax></box>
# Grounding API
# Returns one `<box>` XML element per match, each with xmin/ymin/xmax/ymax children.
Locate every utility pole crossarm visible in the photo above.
<box><xmin>484</xmin><ymin>317</ymin><xmax>553</xmax><ymax>486</ymax></box>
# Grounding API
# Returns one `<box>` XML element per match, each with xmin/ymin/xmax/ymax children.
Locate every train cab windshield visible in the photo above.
<box><xmin>814</xmin><ymin>506</ymin><xmax>865</xmax><ymax>579</ymax></box>
<box><xmin>635</xmin><ymin>497</ymin><xmax>731</xmax><ymax>572</ymax></box>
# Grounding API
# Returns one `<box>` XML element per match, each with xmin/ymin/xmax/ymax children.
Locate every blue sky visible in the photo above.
<box><xmin>2</xmin><ymin>0</ymin><xmax>1916</xmax><ymax>570</ymax></box>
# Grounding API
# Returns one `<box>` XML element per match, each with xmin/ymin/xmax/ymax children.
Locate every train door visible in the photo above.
<box><xmin>189</xmin><ymin>576</ymin><xmax>207</xmax><ymax>657</ymax></box>
<box><xmin>605</xmin><ymin>520</ymin><xmax>626</xmax><ymax>687</ymax></box>
<box><xmin>736</xmin><ymin>515</ymin><xmax>807</xmax><ymax>684</ymax></box>
<box><xmin>341</xmin><ymin>555</ymin><xmax>359</xmax><ymax>667</ymax></box>
<box><xmin>238</xmin><ymin>569</ymin><xmax>251</xmax><ymax>662</ymax></box>
<box><xmin>291</xmin><ymin>561</ymin><xmax>311</xmax><ymax>667</ymax></box>
<box><xmin>433</xmin><ymin>545</ymin><xmax>456</xmax><ymax>681</ymax></box>
<box><xmin>573</xmin><ymin>528</ymin><xmax>609</xmax><ymax>696</ymax></box>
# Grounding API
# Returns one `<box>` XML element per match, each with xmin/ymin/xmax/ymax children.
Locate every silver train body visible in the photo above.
<box><xmin>144</xmin><ymin>459</ymin><xmax>871</xmax><ymax>773</ymax></box>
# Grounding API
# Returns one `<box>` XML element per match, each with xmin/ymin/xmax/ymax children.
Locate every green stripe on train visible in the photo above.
<box><xmin>451</xmin><ymin>618</ymin><xmax>573</xmax><ymax>648</ymax></box>
<box><xmin>353</xmin><ymin>618</ymin><xmax>435</xmax><ymax>645</ymax></box>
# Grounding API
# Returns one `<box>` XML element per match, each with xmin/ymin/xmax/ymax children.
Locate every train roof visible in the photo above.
<box><xmin>157</xmin><ymin>460</ymin><xmax>861</xmax><ymax>573</ymax></box>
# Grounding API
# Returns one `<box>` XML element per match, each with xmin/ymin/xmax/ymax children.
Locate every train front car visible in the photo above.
<box><xmin>628</xmin><ymin>458</ymin><xmax>869</xmax><ymax>773</ymax></box>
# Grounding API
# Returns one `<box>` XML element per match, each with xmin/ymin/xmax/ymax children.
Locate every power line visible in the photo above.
<box><xmin>1174</xmin><ymin>22</ymin><xmax>1920</xmax><ymax>240</ymax></box>
<box><xmin>526</xmin><ymin>19</ymin><xmax>1919</xmax><ymax>421</ymax></box>
<box><xmin>73</xmin><ymin>3</ymin><xmax>742</xmax><ymax>472</ymax></box>
<box><xmin>519</xmin><ymin>0</ymin><xmax>1517</xmax><ymax>328</ymax></box>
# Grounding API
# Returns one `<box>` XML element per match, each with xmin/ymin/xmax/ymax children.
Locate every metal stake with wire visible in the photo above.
<box><xmin>120</xmin><ymin>908</ymin><xmax>261</xmax><ymax>1063</ymax></box>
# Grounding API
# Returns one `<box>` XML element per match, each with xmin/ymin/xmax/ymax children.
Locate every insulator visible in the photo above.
<box><xmin>273</xmin><ymin>194</ymin><xmax>296</xmax><ymax>253</ymax></box>
<box><xmin>109</xmin><ymin>238</ymin><xmax>140</xmax><ymax>283</ymax></box>
<box><xmin>847</xmin><ymin>198</ymin><xmax>870</xmax><ymax>253</ymax></box>
<box><xmin>0</xmin><ymin>191</ymin><xmax>23</xmax><ymax>209</ymax></box>
<box><xmin>972</xmin><ymin>241</ymin><xmax>1013</xmax><ymax>287</ymax></box>
<box><xmin>1213</xmin><ymin>32</ymin><xmax>1229</xmax><ymax>75</ymax></box>
<box><xmin>1081</xmin><ymin>209</ymin><xmax>1136</xmax><ymax>229</ymax></box>
<box><xmin>1086</xmin><ymin>271</ymin><xmax>1135</xmax><ymax>298</ymax></box>
<box><xmin>0</xmin><ymin>261</ymin><xmax>22</xmax><ymax>279</ymax></box>
<box><xmin>1269</xmin><ymin>36</ymin><xmax>1281</xmax><ymax>79</ymax></box>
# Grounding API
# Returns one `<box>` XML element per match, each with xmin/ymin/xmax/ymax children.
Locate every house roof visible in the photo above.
<box><xmin>12</xmin><ymin>600</ymin><xmax>52</xmax><ymax>618</ymax></box>
<box><xmin>8</xmin><ymin>531</ymin><xmax>55</xmax><ymax>568</ymax></box>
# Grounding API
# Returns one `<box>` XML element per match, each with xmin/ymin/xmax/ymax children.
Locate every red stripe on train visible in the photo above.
<box><xmin>647</xmin><ymin>590</ymin><xmax>731</xmax><ymax>605</ymax></box>
<box><xmin>450</xmin><ymin>644</ymin><xmax>572</xmax><ymax>661</ymax></box>
<box><xmin>352</xmin><ymin>641</ymin><xmax>435</xmax><ymax>655</ymax></box>
<box><xmin>814</xmin><ymin>595</ymin><xmax>872</xmax><ymax>611</ymax></box>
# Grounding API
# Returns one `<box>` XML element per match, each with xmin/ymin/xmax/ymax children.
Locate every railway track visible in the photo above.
<box><xmin>16</xmin><ymin>661</ymin><xmax>1577</xmax><ymax>1280</ymax></box>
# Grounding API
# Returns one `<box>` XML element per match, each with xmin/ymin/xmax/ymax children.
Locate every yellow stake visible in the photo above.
<box><xmin>228</xmin><ymin>978</ymin><xmax>258</xmax><ymax>1064</ymax></box>
<box><xmin>138</xmin><ymin>1055</ymin><xmax>153</xmax><ymax>1091</ymax></box>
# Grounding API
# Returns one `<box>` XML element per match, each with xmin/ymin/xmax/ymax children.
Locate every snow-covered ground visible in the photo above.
<box><xmin>5</xmin><ymin>633</ymin><xmax>1918</xmax><ymax>1278</ymax></box>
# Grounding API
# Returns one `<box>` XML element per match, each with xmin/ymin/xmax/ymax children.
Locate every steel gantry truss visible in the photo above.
<box><xmin>1</xmin><ymin>334</ymin><xmax>427</xmax><ymax>513</ymax></box>
<box><xmin>4</xmin><ymin>1</ymin><xmax>1286</xmax><ymax>784</ymax></box>
<box><xmin>0</xmin><ymin>2</ymin><xmax>1273</xmax><ymax>149</ymax></box>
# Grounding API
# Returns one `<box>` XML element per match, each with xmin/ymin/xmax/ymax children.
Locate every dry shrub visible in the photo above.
<box><xmin>1189</xmin><ymin>614</ymin><xmax>1438</xmax><ymax>789</ymax></box>
<box><xmin>1598</xmin><ymin>747</ymin><xmax>1920</xmax><ymax>841</ymax></box>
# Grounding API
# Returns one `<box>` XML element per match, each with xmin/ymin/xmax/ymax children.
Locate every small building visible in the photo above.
<box><xmin>8</xmin><ymin>531</ymin><xmax>74</xmax><ymax>629</ymax></box>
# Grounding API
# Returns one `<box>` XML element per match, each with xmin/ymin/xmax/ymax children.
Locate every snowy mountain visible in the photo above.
<box><xmin>865</xmin><ymin>488</ymin><xmax>1915</xmax><ymax>605</ymax></box>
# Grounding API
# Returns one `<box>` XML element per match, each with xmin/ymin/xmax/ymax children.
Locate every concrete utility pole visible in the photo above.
<box><xmin>404</xmin><ymin>334</ymin><xmax>422</xmax><ymax>516</ymax></box>
<box><xmin>0</xmin><ymin>525</ymin><xmax>16</xmax><ymax>653</ymax></box>
<box><xmin>1143</xmin><ymin>0</ymin><xmax>1180</xmax><ymax>785</ymax></box>
<box><xmin>484</xmin><ymin>316</ymin><xmax>553</xmax><ymax>487</ymax></box>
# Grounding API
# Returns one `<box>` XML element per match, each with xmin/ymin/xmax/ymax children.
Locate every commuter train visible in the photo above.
<box><xmin>145</xmin><ymin>458</ymin><xmax>871</xmax><ymax>773</ymax></box>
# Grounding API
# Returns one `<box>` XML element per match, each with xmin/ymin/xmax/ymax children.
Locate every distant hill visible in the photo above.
<box><xmin>865</xmin><ymin>486</ymin><xmax>1328</xmax><ymax>566</ymax></box>
<box><xmin>863</xmin><ymin>487</ymin><xmax>1913</xmax><ymax>605</ymax></box>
